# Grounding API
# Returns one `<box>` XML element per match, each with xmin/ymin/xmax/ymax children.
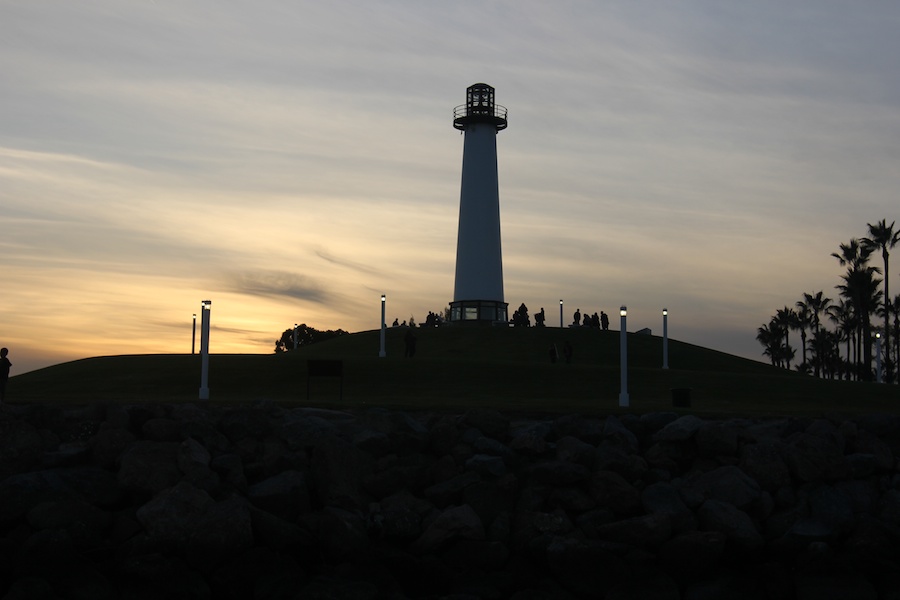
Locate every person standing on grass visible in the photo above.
<box><xmin>0</xmin><ymin>348</ymin><xmax>10</xmax><ymax>403</ymax></box>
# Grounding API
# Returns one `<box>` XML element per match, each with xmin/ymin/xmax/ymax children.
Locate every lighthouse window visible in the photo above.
<box><xmin>464</xmin><ymin>307</ymin><xmax>478</xmax><ymax>320</ymax></box>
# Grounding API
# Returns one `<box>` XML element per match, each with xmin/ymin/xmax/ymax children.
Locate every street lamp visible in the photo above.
<box><xmin>199</xmin><ymin>300</ymin><xmax>212</xmax><ymax>400</ymax></box>
<box><xmin>876</xmin><ymin>332</ymin><xmax>883</xmax><ymax>383</ymax></box>
<box><xmin>379</xmin><ymin>294</ymin><xmax>387</xmax><ymax>358</ymax></box>
<box><xmin>559</xmin><ymin>299</ymin><xmax>564</xmax><ymax>328</ymax></box>
<box><xmin>619</xmin><ymin>306</ymin><xmax>629</xmax><ymax>407</ymax></box>
<box><xmin>662</xmin><ymin>308</ymin><xmax>669</xmax><ymax>370</ymax></box>
<box><xmin>192</xmin><ymin>313</ymin><xmax>196</xmax><ymax>355</ymax></box>
<box><xmin>293</xmin><ymin>323</ymin><xmax>299</xmax><ymax>350</ymax></box>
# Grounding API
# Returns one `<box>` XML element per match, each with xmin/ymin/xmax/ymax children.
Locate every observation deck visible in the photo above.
<box><xmin>453</xmin><ymin>83</ymin><xmax>508</xmax><ymax>131</ymax></box>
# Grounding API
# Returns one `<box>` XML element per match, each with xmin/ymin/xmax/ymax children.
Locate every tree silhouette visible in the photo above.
<box><xmin>862</xmin><ymin>219</ymin><xmax>900</xmax><ymax>381</ymax></box>
<box><xmin>794</xmin><ymin>300</ymin><xmax>812</xmax><ymax>368</ymax></box>
<box><xmin>827</xmin><ymin>299</ymin><xmax>856</xmax><ymax>380</ymax></box>
<box><xmin>834</xmin><ymin>252</ymin><xmax>882</xmax><ymax>382</ymax></box>
<box><xmin>274</xmin><ymin>323</ymin><xmax>348</xmax><ymax>353</ymax></box>
<box><xmin>800</xmin><ymin>291</ymin><xmax>832</xmax><ymax>377</ymax></box>
<box><xmin>760</xmin><ymin>220</ymin><xmax>897</xmax><ymax>384</ymax></box>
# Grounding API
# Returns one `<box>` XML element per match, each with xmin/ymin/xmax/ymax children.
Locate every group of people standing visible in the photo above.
<box><xmin>572</xmin><ymin>309</ymin><xmax>610</xmax><ymax>331</ymax></box>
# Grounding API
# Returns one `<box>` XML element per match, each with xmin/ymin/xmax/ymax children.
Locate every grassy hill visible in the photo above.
<box><xmin>8</xmin><ymin>326</ymin><xmax>899</xmax><ymax>416</ymax></box>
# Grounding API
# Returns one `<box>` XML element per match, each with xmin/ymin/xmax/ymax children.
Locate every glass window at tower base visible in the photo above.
<box><xmin>449</xmin><ymin>300</ymin><xmax>509</xmax><ymax>325</ymax></box>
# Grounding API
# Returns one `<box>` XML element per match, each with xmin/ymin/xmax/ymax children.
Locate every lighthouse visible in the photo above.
<box><xmin>449</xmin><ymin>83</ymin><xmax>508</xmax><ymax>324</ymax></box>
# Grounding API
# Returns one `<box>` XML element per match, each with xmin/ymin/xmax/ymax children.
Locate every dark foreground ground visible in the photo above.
<box><xmin>2</xmin><ymin>400</ymin><xmax>900</xmax><ymax>599</ymax></box>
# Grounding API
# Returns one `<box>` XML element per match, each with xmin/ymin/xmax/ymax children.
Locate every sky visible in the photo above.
<box><xmin>3</xmin><ymin>1</ymin><xmax>900</xmax><ymax>375</ymax></box>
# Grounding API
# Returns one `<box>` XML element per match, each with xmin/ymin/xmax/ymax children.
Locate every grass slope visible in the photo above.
<box><xmin>9</xmin><ymin>327</ymin><xmax>899</xmax><ymax>416</ymax></box>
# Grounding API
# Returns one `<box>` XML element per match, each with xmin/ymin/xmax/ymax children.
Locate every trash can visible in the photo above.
<box><xmin>671</xmin><ymin>388</ymin><xmax>692</xmax><ymax>408</ymax></box>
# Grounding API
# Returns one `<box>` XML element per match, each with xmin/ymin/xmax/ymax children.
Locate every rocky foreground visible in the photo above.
<box><xmin>2</xmin><ymin>402</ymin><xmax>900</xmax><ymax>599</ymax></box>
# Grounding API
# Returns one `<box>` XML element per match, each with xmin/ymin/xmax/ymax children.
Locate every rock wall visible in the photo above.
<box><xmin>2</xmin><ymin>402</ymin><xmax>900</xmax><ymax>599</ymax></box>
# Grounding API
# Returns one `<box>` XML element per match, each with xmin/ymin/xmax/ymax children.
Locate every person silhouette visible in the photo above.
<box><xmin>600</xmin><ymin>311</ymin><xmax>610</xmax><ymax>331</ymax></box>
<box><xmin>0</xmin><ymin>348</ymin><xmax>10</xmax><ymax>403</ymax></box>
<box><xmin>573</xmin><ymin>309</ymin><xmax>581</xmax><ymax>327</ymax></box>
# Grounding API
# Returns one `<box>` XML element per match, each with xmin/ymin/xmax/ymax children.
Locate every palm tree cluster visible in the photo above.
<box><xmin>757</xmin><ymin>219</ymin><xmax>900</xmax><ymax>383</ymax></box>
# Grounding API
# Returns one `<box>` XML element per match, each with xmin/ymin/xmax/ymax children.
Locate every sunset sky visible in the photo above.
<box><xmin>3</xmin><ymin>1</ymin><xmax>899</xmax><ymax>375</ymax></box>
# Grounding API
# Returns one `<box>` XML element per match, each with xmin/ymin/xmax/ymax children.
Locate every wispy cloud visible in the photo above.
<box><xmin>222</xmin><ymin>270</ymin><xmax>331</xmax><ymax>304</ymax></box>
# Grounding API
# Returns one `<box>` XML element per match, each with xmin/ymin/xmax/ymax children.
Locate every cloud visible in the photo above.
<box><xmin>314</xmin><ymin>247</ymin><xmax>383</xmax><ymax>277</ymax></box>
<box><xmin>221</xmin><ymin>270</ymin><xmax>331</xmax><ymax>304</ymax></box>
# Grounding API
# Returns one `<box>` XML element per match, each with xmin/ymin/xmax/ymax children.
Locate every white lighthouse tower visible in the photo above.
<box><xmin>449</xmin><ymin>83</ymin><xmax>508</xmax><ymax>324</ymax></box>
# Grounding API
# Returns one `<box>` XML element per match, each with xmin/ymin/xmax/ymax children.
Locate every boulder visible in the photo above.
<box><xmin>590</xmin><ymin>470</ymin><xmax>641</xmax><ymax>515</ymax></box>
<box><xmin>642</xmin><ymin>481</ymin><xmax>697</xmax><ymax>532</ymax></box>
<box><xmin>783</xmin><ymin>432</ymin><xmax>851</xmax><ymax>482</ymax></box>
<box><xmin>680</xmin><ymin>465</ymin><xmax>761</xmax><ymax>509</ymax></box>
<box><xmin>697</xmin><ymin>499</ymin><xmax>764</xmax><ymax>552</ymax></box>
<box><xmin>413</xmin><ymin>504</ymin><xmax>485</xmax><ymax>553</ymax></box>
<box><xmin>654</xmin><ymin>415</ymin><xmax>705</xmax><ymax>442</ymax></box>
<box><xmin>247</xmin><ymin>470</ymin><xmax>310</xmax><ymax>521</ymax></box>
<box><xmin>117</xmin><ymin>441</ymin><xmax>181</xmax><ymax>496</ymax></box>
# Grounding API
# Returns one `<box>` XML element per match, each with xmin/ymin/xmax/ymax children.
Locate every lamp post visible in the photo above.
<box><xmin>619</xmin><ymin>306</ymin><xmax>629</xmax><ymax>407</ymax></box>
<box><xmin>379</xmin><ymin>294</ymin><xmax>387</xmax><ymax>358</ymax></box>
<box><xmin>199</xmin><ymin>300</ymin><xmax>211</xmax><ymax>400</ymax></box>
<box><xmin>293</xmin><ymin>324</ymin><xmax>298</xmax><ymax>350</ymax></box>
<box><xmin>876</xmin><ymin>333</ymin><xmax>883</xmax><ymax>383</ymax></box>
<box><xmin>559</xmin><ymin>299</ymin><xmax>564</xmax><ymax>328</ymax></box>
<box><xmin>191</xmin><ymin>313</ymin><xmax>196</xmax><ymax>355</ymax></box>
<box><xmin>663</xmin><ymin>308</ymin><xmax>669</xmax><ymax>370</ymax></box>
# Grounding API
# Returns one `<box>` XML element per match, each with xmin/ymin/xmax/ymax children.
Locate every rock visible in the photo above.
<box><xmin>311</xmin><ymin>436</ymin><xmax>370</xmax><ymax>510</ymax></box>
<box><xmin>248</xmin><ymin>470</ymin><xmax>310</xmax><ymax>521</ymax></box>
<box><xmin>413</xmin><ymin>504</ymin><xmax>485</xmax><ymax>553</ymax></box>
<box><xmin>461</xmin><ymin>409</ymin><xmax>510</xmax><ymax>442</ymax></box>
<box><xmin>0</xmin><ymin>418</ymin><xmax>45</xmax><ymax>478</ymax></box>
<box><xmin>697</xmin><ymin>499</ymin><xmax>764</xmax><ymax>552</ymax></box>
<box><xmin>654</xmin><ymin>415</ymin><xmax>705</xmax><ymax>442</ymax></box>
<box><xmin>555</xmin><ymin>435</ymin><xmax>596</xmax><ymax>467</ymax></box>
<box><xmin>117</xmin><ymin>441</ymin><xmax>181</xmax><ymax>496</ymax></box>
<box><xmin>590</xmin><ymin>470</ymin><xmax>641</xmax><ymax>515</ymax></box>
<box><xmin>552</xmin><ymin>414</ymin><xmax>605</xmax><ymax>444</ymax></box>
<box><xmin>136</xmin><ymin>480</ymin><xmax>213</xmax><ymax>545</ymax></box>
<box><xmin>808</xmin><ymin>484</ymin><xmax>854</xmax><ymax>535</ymax></box>
<box><xmin>603</xmin><ymin>415</ymin><xmax>639</xmax><ymax>453</ymax></box>
<box><xmin>527</xmin><ymin>460</ymin><xmax>590</xmax><ymax>486</ymax></box>
<box><xmin>593</xmin><ymin>512</ymin><xmax>672</xmax><ymax>547</ymax></box>
<box><xmin>466</xmin><ymin>454</ymin><xmax>509</xmax><ymax>478</ymax></box>
<box><xmin>508</xmin><ymin>421</ymin><xmax>552</xmax><ymax>456</ymax></box>
<box><xmin>783</xmin><ymin>432</ymin><xmax>851</xmax><ymax>482</ymax></box>
<box><xmin>210</xmin><ymin>453</ymin><xmax>247</xmax><ymax>491</ymax></box>
<box><xmin>142</xmin><ymin>417</ymin><xmax>182</xmax><ymax>441</ymax></box>
<box><xmin>279</xmin><ymin>415</ymin><xmax>337</xmax><ymax>451</ymax></box>
<box><xmin>740</xmin><ymin>441</ymin><xmax>791</xmax><ymax>491</ymax></box>
<box><xmin>219</xmin><ymin>408</ymin><xmax>272</xmax><ymax>443</ymax></box>
<box><xmin>424</xmin><ymin>471</ymin><xmax>481</xmax><ymax>507</ymax></box>
<box><xmin>680</xmin><ymin>465</ymin><xmax>761</xmax><ymax>509</ymax></box>
<box><xmin>696</xmin><ymin>421</ymin><xmax>739</xmax><ymax>457</ymax></box>
<box><xmin>642</xmin><ymin>481</ymin><xmax>697</xmax><ymax>532</ymax></box>
<box><xmin>91</xmin><ymin>427</ymin><xmax>136</xmax><ymax>469</ymax></box>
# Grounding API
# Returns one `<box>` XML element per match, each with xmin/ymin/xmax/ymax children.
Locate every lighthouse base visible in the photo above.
<box><xmin>449</xmin><ymin>300</ymin><xmax>509</xmax><ymax>325</ymax></box>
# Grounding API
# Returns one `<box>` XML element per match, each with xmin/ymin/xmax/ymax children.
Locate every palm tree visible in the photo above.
<box><xmin>794</xmin><ymin>300</ymin><xmax>812</xmax><ymax>368</ymax></box>
<box><xmin>836</xmin><ymin>264</ymin><xmax>882</xmax><ymax>381</ymax></box>
<box><xmin>800</xmin><ymin>291</ymin><xmax>832</xmax><ymax>376</ymax></box>
<box><xmin>757</xmin><ymin>320</ymin><xmax>789</xmax><ymax>368</ymax></box>
<box><xmin>862</xmin><ymin>219</ymin><xmax>900</xmax><ymax>381</ymax></box>
<box><xmin>774</xmin><ymin>306</ymin><xmax>798</xmax><ymax>369</ymax></box>
<box><xmin>828</xmin><ymin>299</ymin><xmax>856</xmax><ymax>380</ymax></box>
